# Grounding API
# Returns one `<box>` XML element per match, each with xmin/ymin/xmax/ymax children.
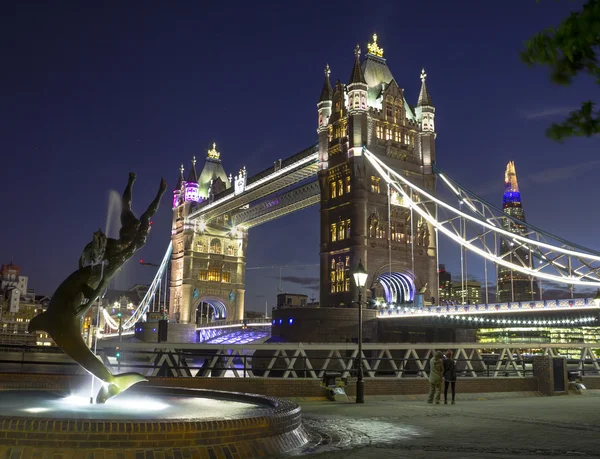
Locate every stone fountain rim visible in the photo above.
<box><xmin>0</xmin><ymin>385</ymin><xmax>301</xmax><ymax>426</ymax></box>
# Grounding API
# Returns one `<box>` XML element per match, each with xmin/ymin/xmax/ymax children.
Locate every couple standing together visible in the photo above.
<box><xmin>427</xmin><ymin>350</ymin><xmax>456</xmax><ymax>405</ymax></box>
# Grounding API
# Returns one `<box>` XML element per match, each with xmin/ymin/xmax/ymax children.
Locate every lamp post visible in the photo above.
<box><xmin>117</xmin><ymin>311</ymin><xmax>123</xmax><ymax>343</ymax></box>
<box><xmin>352</xmin><ymin>260</ymin><xmax>368</xmax><ymax>404</ymax></box>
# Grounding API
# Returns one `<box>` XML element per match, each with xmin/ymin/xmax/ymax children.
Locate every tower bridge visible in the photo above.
<box><xmin>97</xmin><ymin>34</ymin><xmax>600</xmax><ymax>344</ymax></box>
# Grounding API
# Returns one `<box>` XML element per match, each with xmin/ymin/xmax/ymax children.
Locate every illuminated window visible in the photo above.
<box><xmin>386</xmin><ymin>128</ymin><xmax>392</xmax><ymax>140</ymax></box>
<box><xmin>207</xmin><ymin>267</ymin><xmax>221</xmax><ymax>282</ymax></box>
<box><xmin>394</xmin><ymin>130</ymin><xmax>400</xmax><ymax>142</ymax></box>
<box><xmin>199</xmin><ymin>270</ymin><xmax>207</xmax><ymax>281</ymax></box>
<box><xmin>371</xmin><ymin>176</ymin><xmax>381</xmax><ymax>194</ymax></box>
<box><xmin>210</xmin><ymin>239</ymin><xmax>221</xmax><ymax>254</ymax></box>
<box><xmin>330</xmin><ymin>181</ymin><xmax>337</xmax><ymax>199</ymax></box>
<box><xmin>331</xmin><ymin>259</ymin><xmax>335</xmax><ymax>270</ymax></box>
<box><xmin>345</xmin><ymin>256</ymin><xmax>350</xmax><ymax>267</ymax></box>
<box><xmin>331</xmin><ymin>223</ymin><xmax>337</xmax><ymax>242</ymax></box>
<box><xmin>345</xmin><ymin>219</ymin><xmax>351</xmax><ymax>239</ymax></box>
<box><xmin>345</xmin><ymin>176</ymin><xmax>351</xmax><ymax>193</ymax></box>
<box><xmin>227</xmin><ymin>245</ymin><xmax>235</xmax><ymax>256</ymax></box>
<box><xmin>338</xmin><ymin>179</ymin><xmax>343</xmax><ymax>196</ymax></box>
<box><xmin>330</xmin><ymin>271</ymin><xmax>336</xmax><ymax>293</ymax></box>
<box><xmin>376</xmin><ymin>124</ymin><xmax>382</xmax><ymax>138</ymax></box>
<box><xmin>222</xmin><ymin>271</ymin><xmax>230</xmax><ymax>283</ymax></box>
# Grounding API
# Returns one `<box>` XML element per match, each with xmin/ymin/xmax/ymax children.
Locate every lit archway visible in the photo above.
<box><xmin>194</xmin><ymin>298</ymin><xmax>227</xmax><ymax>325</ymax></box>
<box><xmin>377</xmin><ymin>272</ymin><xmax>416</xmax><ymax>305</ymax></box>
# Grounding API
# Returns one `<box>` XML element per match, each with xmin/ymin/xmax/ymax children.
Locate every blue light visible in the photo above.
<box><xmin>503</xmin><ymin>191</ymin><xmax>521</xmax><ymax>205</ymax></box>
<box><xmin>272</xmin><ymin>319</ymin><xmax>276</xmax><ymax>325</ymax></box>
<box><xmin>278</xmin><ymin>319</ymin><xmax>282</xmax><ymax>324</ymax></box>
<box><xmin>153</xmin><ymin>328</ymin><xmax>156</xmax><ymax>332</ymax></box>
<box><xmin>288</xmin><ymin>318</ymin><xmax>294</xmax><ymax>324</ymax></box>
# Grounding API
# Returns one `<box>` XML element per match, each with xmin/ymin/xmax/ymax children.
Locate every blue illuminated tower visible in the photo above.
<box><xmin>497</xmin><ymin>161</ymin><xmax>536</xmax><ymax>302</ymax></box>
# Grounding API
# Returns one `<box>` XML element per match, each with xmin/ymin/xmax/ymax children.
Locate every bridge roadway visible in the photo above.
<box><xmin>188</xmin><ymin>143</ymin><xmax>318</xmax><ymax>224</ymax></box>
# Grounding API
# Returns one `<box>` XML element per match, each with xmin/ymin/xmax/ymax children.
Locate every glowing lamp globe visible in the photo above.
<box><xmin>353</xmin><ymin>261</ymin><xmax>368</xmax><ymax>288</ymax></box>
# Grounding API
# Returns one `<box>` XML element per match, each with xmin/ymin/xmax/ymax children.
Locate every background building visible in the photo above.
<box><xmin>276</xmin><ymin>293</ymin><xmax>308</xmax><ymax>309</ymax></box>
<box><xmin>0</xmin><ymin>263</ymin><xmax>52</xmax><ymax>346</ymax></box>
<box><xmin>438</xmin><ymin>265</ymin><xmax>452</xmax><ymax>302</ymax></box>
<box><xmin>497</xmin><ymin>162</ymin><xmax>537</xmax><ymax>302</ymax></box>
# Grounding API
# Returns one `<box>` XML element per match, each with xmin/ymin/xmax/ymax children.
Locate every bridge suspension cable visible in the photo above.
<box><xmin>101</xmin><ymin>241</ymin><xmax>173</xmax><ymax>332</ymax></box>
<box><xmin>363</xmin><ymin>148</ymin><xmax>600</xmax><ymax>288</ymax></box>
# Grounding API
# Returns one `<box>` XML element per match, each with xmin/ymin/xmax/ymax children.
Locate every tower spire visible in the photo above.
<box><xmin>175</xmin><ymin>164</ymin><xmax>184</xmax><ymax>190</ymax></box>
<box><xmin>417</xmin><ymin>68</ymin><xmax>433</xmax><ymax>106</ymax></box>
<box><xmin>349</xmin><ymin>44</ymin><xmax>366</xmax><ymax>84</ymax></box>
<box><xmin>319</xmin><ymin>64</ymin><xmax>333</xmax><ymax>102</ymax></box>
<box><xmin>504</xmin><ymin>161</ymin><xmax>519</xmax><ymax>193</ymax></box>
<box><xmin>187</xmin><ymin>156</ymin><xmax>198</xmax><ymax>183</ymax></box>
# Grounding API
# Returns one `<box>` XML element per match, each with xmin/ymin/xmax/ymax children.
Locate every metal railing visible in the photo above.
<box><xmin>0</xmin><ymin>343</ymin><xmax>598</xmax><ymax>379</ymax></box>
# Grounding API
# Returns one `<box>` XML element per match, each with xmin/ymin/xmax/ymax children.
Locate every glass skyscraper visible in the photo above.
<box><xmin>497</xmin><ymin>161</ymin><xmax>536</xmax><ymax>302</ymax></box>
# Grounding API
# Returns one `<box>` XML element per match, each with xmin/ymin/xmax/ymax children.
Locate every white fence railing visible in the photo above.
<box><xmin>1</xmin><ymin>343</ymin><xmax>598</xmax><ymax>379</ymax></box>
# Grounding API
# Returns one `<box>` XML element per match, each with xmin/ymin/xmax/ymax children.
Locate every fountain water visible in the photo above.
<box><xmin>89</xmin><ymin>189</ymin><xmax>122</xmax><ymax>403</ymax></box>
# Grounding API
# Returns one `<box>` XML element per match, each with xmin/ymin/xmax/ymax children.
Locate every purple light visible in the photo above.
<box><xmin>153</xmin><ymin>328</ymin><xmax>156</xmax><ymax>332</ymax></box>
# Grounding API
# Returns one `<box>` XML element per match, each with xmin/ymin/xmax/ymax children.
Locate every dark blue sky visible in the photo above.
<box><xmin>2</xmin><ymin>1</ymin><xmax>599</xmax><ymax>309</ymax></box>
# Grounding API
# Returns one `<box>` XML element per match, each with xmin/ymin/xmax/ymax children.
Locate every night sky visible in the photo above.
<box><xmin>3</xmin><ymin>1</ymin><xmax>599</xmax><ymax>310</ymax></box>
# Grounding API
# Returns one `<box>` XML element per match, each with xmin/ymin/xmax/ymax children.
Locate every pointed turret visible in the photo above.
<box><xmin>187</xmin><ymin>156</ymin><xmax>198</xmax><ymax>183</ymax></box>
<box><xmin>175</xmin><ymin>164</ymin><xmax>184</xmax><ymax>190</ymax></box>
<box><xmin>349</xmin><ymin>44</ymin><xmax>366</xmax><ymax>85</ymax></box>
<box><xmin>417</xmin><ymin>68</ymin><xmax>433</xmax><ymax>107</ymax></box>
<box><xmin>317</xmin><ymin>65</ymin><xmax>334</xmax><ymax>166</ymax></box>
<box><xmin>184</xmin><ymin>157</ymin><xmax>200</xmax><ymax>202</ymax></box>
<box><xmin>347</xmin><ymin>45</ymin><xmax>368</xmax><ymax>115</ymax></box>
<box><xmin>172</xmin><ymin>164</ymin><xmax>185</xmax><ymax>208</ymax></box>
<box><xmin>415</xmin><ymin>68</ymin><xmax>435</xmax><ymax>134</ymax></box>
<box><xmin>319</xmin><ymin>64</ymin><xmax>333</xmax><ymax>103</ymax></box>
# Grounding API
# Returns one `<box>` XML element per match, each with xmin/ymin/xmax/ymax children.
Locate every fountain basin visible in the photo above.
<box><xmin>0</xmin><ymin>386</ymin><xmax>307</xmax><ymax>457</ymax></box>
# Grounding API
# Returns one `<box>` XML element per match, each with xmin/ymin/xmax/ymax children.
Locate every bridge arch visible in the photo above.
<box><xmin>371</xmin><ymin>264</ymin><xmax>417</xmax><ymax>306</ymax></box>
<box><xmin>194</xmin><ymin>297</ymin><xmax>229</xmax><ymax>325</ymax></box>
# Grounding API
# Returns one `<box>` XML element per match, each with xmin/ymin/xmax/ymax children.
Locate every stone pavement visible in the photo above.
<box><xmin>283</xmin><ymin>391</ymin><xmax>600</xmax><ymax>458</ymax></box>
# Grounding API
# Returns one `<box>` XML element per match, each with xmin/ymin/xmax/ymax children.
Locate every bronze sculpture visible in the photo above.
<box><xmin>29</xmin><ymin>173</ymin><xmax>167</xmax><ymax>403</ymax></box>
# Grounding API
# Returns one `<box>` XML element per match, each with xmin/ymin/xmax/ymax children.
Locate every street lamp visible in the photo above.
<box><xmin>352</xmin><ymin>260</ymin><xmax>368</xmax><ymax>404</ymax></box>
<box><xmin>117</xmin><ymin>312</ymin><xmax>123</xmax><ymax>342</ymax></box>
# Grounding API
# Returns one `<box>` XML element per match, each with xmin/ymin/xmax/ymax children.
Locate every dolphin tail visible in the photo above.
<box><xmin>96</xmin><ymin>372</ymin><xmax>147</xmax><ymax>404</ymax></box>
<box><xmin>28</xmin><ymin>312</ymin><xmax>53</xmax><ymax>334</ymax></box>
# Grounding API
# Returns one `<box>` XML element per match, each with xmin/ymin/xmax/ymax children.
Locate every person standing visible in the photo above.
<box><xmin>427</xmin><ymin>351</ymin><xmax>444</xmax><ymax>404</ymax></box>
<box><xmin>443</xmin><ymin>350</ymin><xmax>457</xmax><ymax>404</ymax></box>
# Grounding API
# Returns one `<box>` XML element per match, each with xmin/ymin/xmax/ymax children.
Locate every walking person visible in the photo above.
<box><xmin>427</xmin><ymin>351</ymin><xmax>444</xmax><ymax>404</ymax></box>
<box><xmin>443</xmin><ymin>350</ymin><xmax>457</xmax><ymax>404</ymax></box>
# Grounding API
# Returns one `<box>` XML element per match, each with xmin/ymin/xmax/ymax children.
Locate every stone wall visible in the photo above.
<box><xmin>271</xmin><ymin>307</ymin><xmax>378</xmax><ymax>343</ymax></box>
<box><xmin>0</xmin><ymin>373</ymin><xmax>538</xmax><ymax>398</ymax></box>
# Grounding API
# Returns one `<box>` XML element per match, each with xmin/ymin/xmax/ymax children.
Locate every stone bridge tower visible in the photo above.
<box><xmin>170</xmin><ymin>144</ymin><xmax>247</xmax><ymax>332</ymax></box>
<box><xmin>318</xmin><ymin>35</ymin><xmax>438</xmax><ymax>310</ymax></box>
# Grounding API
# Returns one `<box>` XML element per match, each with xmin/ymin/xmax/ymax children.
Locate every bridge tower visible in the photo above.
<box><xmin>318</xmin><ymin>35</ymin><xmax>438</xmax><ymax>310</ymax></box>
<box><xmin>170</xmin><ymin>144</ymin><xmax>247</xmax><ymax>333</ymax></box>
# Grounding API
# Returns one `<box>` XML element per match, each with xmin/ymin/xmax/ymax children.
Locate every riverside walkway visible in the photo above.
<box><xmin>290</xmin><ymin>392</ymin><xmax>600</xmax><ymax>458</ymax></box>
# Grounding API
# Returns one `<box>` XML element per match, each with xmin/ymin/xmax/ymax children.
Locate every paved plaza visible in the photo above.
<box><xmin>287</xmin><ymin>392</ymin><xmax>600</xmax><ymax>458</ymax></box>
